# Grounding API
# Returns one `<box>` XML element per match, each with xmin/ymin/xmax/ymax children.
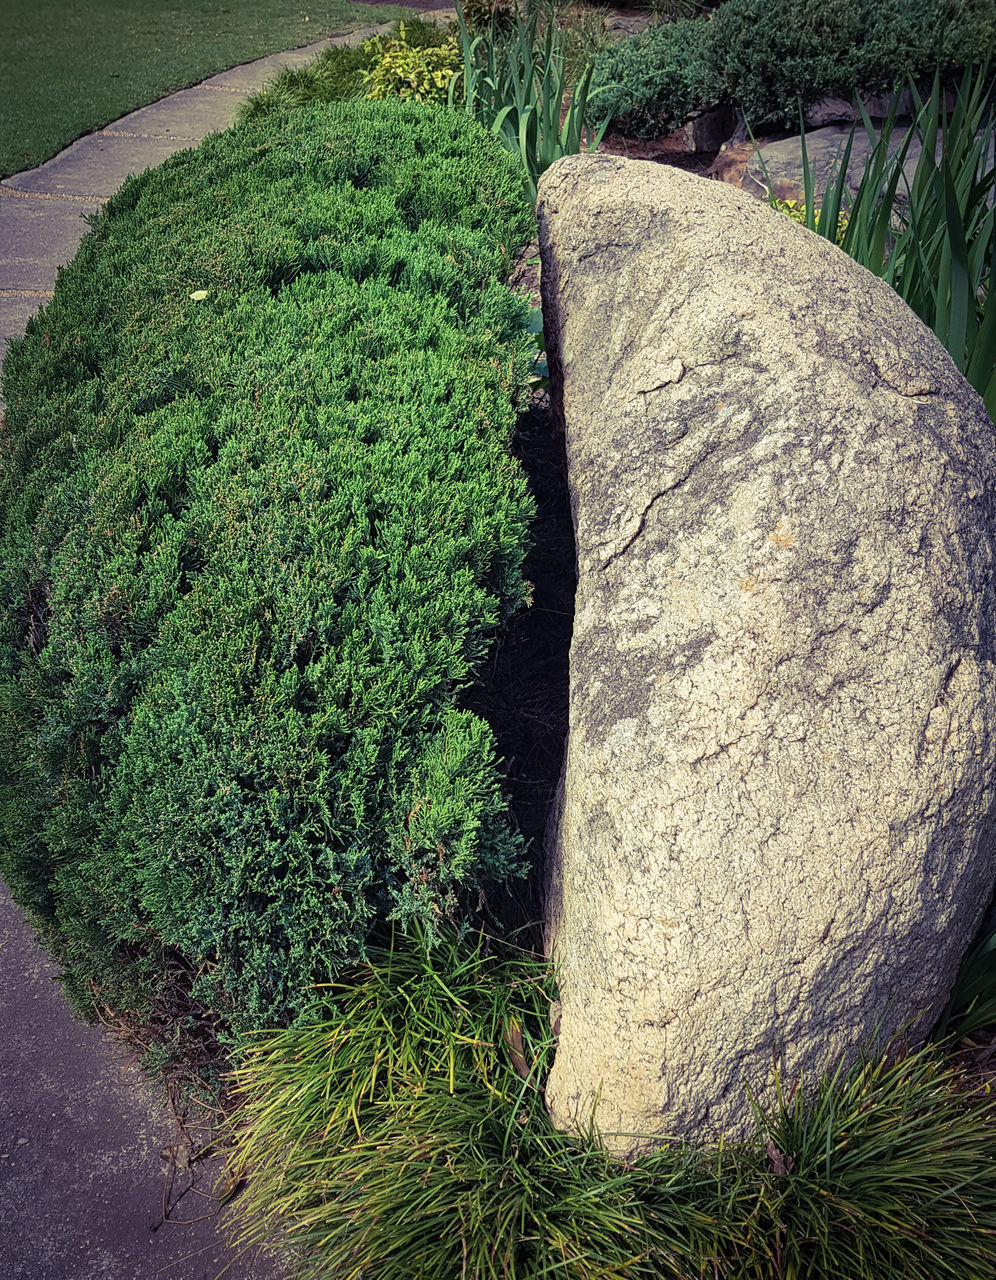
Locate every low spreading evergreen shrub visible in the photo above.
<box><xmin>590</xmin><ymin>0</ymin><xmax>995</xmax><ymax>135</ymax></box>
<box><xmin>0</xmin><ymin>100</ymin><xmax>536</xmax><ymax>1032</ymax></box>
<box><xmin>760</xmin><ymin>69</ymin><xmax>996</xmax><ymax>417</ymax></box>
<box><xmin>711</xmin><ymin>0</ymin><xmax>994</xmax><ymax>127</ymax></box>
<box><xmin>588</xmin><ymin>16</ymin><xmax>722</xmax><ymax>138</ymax></box>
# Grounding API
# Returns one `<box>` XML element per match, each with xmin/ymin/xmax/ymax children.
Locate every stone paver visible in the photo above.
<box><xmin>0</xmin><ymin>191</ymin><xmax>102</xmax><ymax>291</ymax></box>
<box><xmin>199</xmin><ymin>35</ymin><xmax>359</xmax><ymax>90</ymax></box>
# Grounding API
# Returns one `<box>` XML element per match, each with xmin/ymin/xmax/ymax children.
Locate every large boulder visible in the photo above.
<box><xmin>741</xmin><ymin>123</ymin><xmax>940</xmax><ymax>204</ymax></box>
<box><xmin>538</xmin><ymin>153</ymin><xmax>996</xmax><ymax>1154</ymax></box>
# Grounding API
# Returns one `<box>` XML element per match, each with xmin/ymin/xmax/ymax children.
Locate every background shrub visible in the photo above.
<box><xmin>589</xmin><ymin>16</ymin><xmax>722</xmax><ymax>138</ymax></box>
<box><xmin>591</xmin><ymin>0</ymin><xmax>996</xmax><ymax>135</ymax></box>
<box><xmin>461</xmin><ymin>0</ymin><xmax>519</xmax><ymax>35</ymax></box>
<box><xmin>360</xmin><ymin>21</ymin><xmax>461</xmax><ymax>101</ymax></box>
<box><xmin>711</xmin><ymin>0</ymin><xmax>995</xmax><ymax>127</ymax></box>
<box><xmin>0</xmin><ymin>100</ymin><xmax>536</xmax><ymax>1032</ymax></box>
<box><xmin>709</xmin><ymin>0</ymin><xmax>865</xmax><ymax>126</ymax></box>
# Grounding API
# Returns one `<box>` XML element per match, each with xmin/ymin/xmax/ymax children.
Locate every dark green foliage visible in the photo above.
<box><xmin>710</xmin><ymin>0</ymin><xmax>867</xmax><ymax>126</ymax></box>
<box><xmin>711</xmin><ymin>0</ymin><xmax>995</xmax><ymax>127</ymax></box>
<box><xmin>0</xmin><ymin>100</ymin><xmax>536</xmax><ymax>1032</ymax></box>
<box><xmin>589</xmin><ymin>16</ymin><xmax>722</xmax><ymax>138</ymax></box>
<box><xmin>238</xmin><ymin>18</ymin><xmax>455</xmax><ymax>121</ymax></box>
<box><xmin>591</xmin><ymin>0</ymin><xmax>996</xmax><ymax>135</ymax></box>
<box><xmin>461</xmin><ymin>0</ymin><xmax>519</xmax><ymax>36</ymax></box>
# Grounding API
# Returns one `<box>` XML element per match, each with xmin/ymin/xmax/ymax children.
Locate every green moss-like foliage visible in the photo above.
<box><xmin>0</xmin><ymin>100</ymin><xmax>536</xmax><ymax>1032</ymax></box>
<box><xmin>712</xmin><ymin>0</ymin><xmax>995</xmax><ymax>127</ymax></box>
<box><xmin>591</xmin><ymin>0</ymin><xmax>995</xmax><ymax>135</ymax></box>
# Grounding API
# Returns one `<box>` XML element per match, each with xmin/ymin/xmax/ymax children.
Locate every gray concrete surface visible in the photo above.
<box><xmin>0</xmin><ymin>881</ymin><xmax>284</xmax><ymax>1280</ymax></box>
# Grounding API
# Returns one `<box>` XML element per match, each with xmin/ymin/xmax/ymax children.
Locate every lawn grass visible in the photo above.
<box><xmin>0</xmin><ymin>0</ymin><xmax>413</xmax><ymax>177</ymax></box>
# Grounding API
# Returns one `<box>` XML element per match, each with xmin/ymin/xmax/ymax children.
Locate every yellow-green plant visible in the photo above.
<box><xmin>462</xmin><ymin>0</ymin><xmax>520</xmax><ymax>34</ymax></box>
<box><xmin>773</xmin><ymin>196</ymin><xmax>849</xmax><ymax>244</ymax></box>
<box><xmin>361</xmin><ymin>22</ymin><xmax>461</xmax><ymax>102</ymax></box>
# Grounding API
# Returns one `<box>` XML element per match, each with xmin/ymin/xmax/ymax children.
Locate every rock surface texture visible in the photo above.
<box><xmin>538</xmin><ymin>154</ymin><xmax>996</xmax><ymax>1155</ymax></box>
<box><xmin>741</xmin><ymin>124</ymin><xmax>939</xmax><ymax>204</ymax></box>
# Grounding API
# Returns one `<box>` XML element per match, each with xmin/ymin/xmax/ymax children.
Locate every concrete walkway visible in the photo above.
<box><xmin>0</xmin><ymin>20</ymin><xmax>442</xmax><ymax>1277</ymax></box>
<box><xmin>0</xmin><ymin>882</ymin><xmax>283</xmax><ymax>1280</ymax></box>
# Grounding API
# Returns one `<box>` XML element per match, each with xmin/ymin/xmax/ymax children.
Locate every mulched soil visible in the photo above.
<box><xmin>463</xmin><ymin>392</ymin><xmax>574</xmax><ymax>944</ymax></box>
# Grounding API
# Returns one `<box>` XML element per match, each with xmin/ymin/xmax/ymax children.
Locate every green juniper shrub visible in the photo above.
<box><xmin>590</xmin><ymin>0</ymin><xmax>996</xmax><ymax>136</ymax></box>
<box><xmin>858</xmin><ymin>0</ymin><xmax>996</xmax><ymax>89</ymax></box>
<box><xmin>0</xmin><ymin>100</ymin><xmax>537</xmax><ymax>1034</ymax></box>
<box><xmin>709</xmin><ymin>0</ymin><xmax>865</xmax><ymax>127</ymax></box>
<box><xmin>588</xmin><ymin>15</ymin><xmax>723</xmax><ymax>138</ymax></box>
<box><xmin>710</xmin><ymin>0</ymin><xmax>995</xmax><ymax>128</ymax></box>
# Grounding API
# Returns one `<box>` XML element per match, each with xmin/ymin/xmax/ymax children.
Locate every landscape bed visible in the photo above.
<box><xmin>3</xmin><ymin>5</ymin><xmax>996</xmax><ymax>1277</ymax></box>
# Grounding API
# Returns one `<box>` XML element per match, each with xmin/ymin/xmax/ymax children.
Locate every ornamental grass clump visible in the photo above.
<box><xmin>0</xmin><ymin>100</ymin><xmax>536</xmax><ymax>1033</ymax></box>
<box><xmin>224</xmin><ymin>929</ymin><xmax>996</xmax><ymax>1280</ymax></box>
<box><xmin>761</xmin><ymin>67</ymin><xmax>996</xmax><ymax>416</ymax></box>
<box><xmin>449</xmin><ymin>0</ymin><xmax>615</xmax><ymax>204</ymax></box>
